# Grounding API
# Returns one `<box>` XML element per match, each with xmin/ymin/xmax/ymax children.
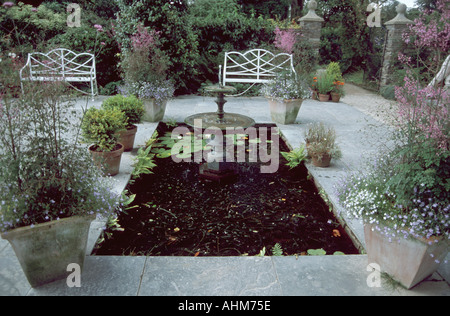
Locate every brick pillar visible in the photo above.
<box><xmin>380</xmin><ymin>3</ymin><xmax>414</xmax><ymax>87</ymax></box>
<box><xmin>298</xmin><ymin>0</ymin><xmax>324</xmax><ymax>56</ymax></box>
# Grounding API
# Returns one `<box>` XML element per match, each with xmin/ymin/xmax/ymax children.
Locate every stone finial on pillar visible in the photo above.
<box><xmin>380</xmin><ymin>3</ymin><xmax>414</xmax><ymax>87</ymax></box>
<box><xmin>298</xmin><ymin>0</ymin><xmax>324</xmax><ymax>55</ymax></box>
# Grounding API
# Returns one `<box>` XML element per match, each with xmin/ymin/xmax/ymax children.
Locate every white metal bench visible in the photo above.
<box><xmin>220</xmin><ymin>48</ymin><xmax>297</xmax><ymax>95</ymax></box>
<box><xmin>20</xmin><ymin>48</ymin><xmax>98</xmax><ymax>99</ymax></box>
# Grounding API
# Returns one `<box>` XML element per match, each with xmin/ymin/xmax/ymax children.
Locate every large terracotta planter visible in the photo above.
<box><xmin>268</xmin><ymin>98</ymin><xmax>303</xmax><ymax>125</ymax></box>
<box><xmin>318</xmin><ymin>93</ymin><xmax>330</xmax><ymax>102</ymax></box>
<box><xmin>142</xmin><ymin>98</ymin><xmax>168</xmax><ymax>122</ymax></box>
<box><xmin>117</xmin><ymin>125</ymin><xmax>137</xmax><ymax>152</ymax></box>
<box><xmin>89</xmin><ymin>143</ymin><xmax>124</xmax><ymax>176</ymax></box>
<box><xmin>1</xmin><ymin>215</ymin><xmax>95</xmax><ymax>288</ymax></box>
<box><xmin>364</xmin><ymin>224</ymin><xmax>448</xmax><ymax>289</ymax></box>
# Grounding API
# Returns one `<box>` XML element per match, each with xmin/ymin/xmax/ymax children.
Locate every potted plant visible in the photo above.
<box><xmin>304</xmin><ymin>122</ymin><xmax>342</xmax><ymax>167</ymax></box>
<box><xmin>331</xmin><ymin>80</ymin><xmax>345</xmax><ymax>102</ymax></box>
<box><xmin>326</xmin><ymin>62</ymin><xmax>345</xmax><ymax>102</ymax></box>
<box><xmin>316</xmin><ymin>72</ymin><xmax>334</xmax><ymax>102</ymax></box>
<box><xmin>336</xmin><ymin>152</ymin><xmax>449</xmax><ymax>289</ymax></box>
<box><xmin>101</xmin><ymin>94</ymin><xmax>144</xmax><ymax>151</ymax></box>
<box><xmin>336</xmin><ymin>58</ymin><xmax>449</xmax><ymax>288</ymax></box>
<box><xmin>81</xmin><ymin>107</ymin><xmax>127</xmax><ymax>176</ymax></box>
<box><xmin>0</xmin><ymin>79</ymin><xmax>123</xmax><ymax>288</ymax></box>
<box><xmin>119</xmin><ymin>80</ymin><xmax>175</xmax><ymax>122</ymax></box>
<box><xmin>310</xmin><ymin>75</ymin><xmax>319</xmax><ymax>100</ymax></box>
<box><xmin>262</xmin><ymin>72</ymin><xmax>310</xmax><ymax>124</ymax></box>
<box><xmin>119</xmin><ymin>25</ymin><xmax>174</xmax><ymax>122</ymax></box>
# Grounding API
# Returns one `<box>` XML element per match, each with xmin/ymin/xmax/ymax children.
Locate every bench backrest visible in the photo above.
<box><xmin>20</xmin><ymin>48</ymin><xmax>96</xmax><ymax>80</ymax></box>
<box><xmin>222</xmin><ymin>49</ymin><xmax>296</xmax><ymax>86</ymax></box>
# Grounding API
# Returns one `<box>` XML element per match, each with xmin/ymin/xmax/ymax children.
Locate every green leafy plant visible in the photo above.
<box><xmin>326</xmin><ymin>62</ymin><xmax>344</xmax><ymax>82</ymax></box>
<box><xmin>255</xmin><ymin>243</ymin><xmax>284</xmax><ymax>256</ymax></box>
<box><xmin>307</xmin><ymin>248</ymin><xmax>326</xmax><ymax>256</ymax></box>
<box><xmin>101</xmin><ymin>94</ymin><xmax>144</xmax><ymax>127</ymax></box>
<box><xmin>281</xmin><ymin>144</ymin><xmax>307</xmax><ymax>169</ymax></box>
<box><xmin>131</xmin><ymin>139</ymin><xmax>157</xmax><ymax>182</ymax></box>
<box><xmin>271</xmin><ymin>243</ymin><xmax>283</xmax><ymax>256</ymax></box>
<box><xmin>316</xmin><ymin>72</ymin><xmax>335</xmax><ymax>95</ymax></box>
<box><xmin>81</xmin><ymin>107</ymin><xmax>127</xmax><ymax>152</ymax></box>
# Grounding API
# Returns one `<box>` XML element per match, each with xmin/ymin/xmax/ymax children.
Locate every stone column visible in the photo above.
<box><xmin>298</xmin><ymin>0</ymin><xmax>324</xmax><ymax>56</ymax></box>
<box><xmin>380</xmin><ymin>3</ymin><xmax>414</xmax><ymax>87</ymax></box>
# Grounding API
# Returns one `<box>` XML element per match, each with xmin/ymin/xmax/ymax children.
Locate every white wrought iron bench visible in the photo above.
<box><xmin>20</xmin><ymin>48</ymin><xmax>98</xmax><ymax>99</ymax></box>
<box><xmin>220</xmin><ymin>48</ymin><xmax>297</xmax><ymax>96</ymax></box>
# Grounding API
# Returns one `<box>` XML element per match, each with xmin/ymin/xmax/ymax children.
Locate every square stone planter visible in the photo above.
<box><xmin>1</xmin><ymin>215</ymin><xmax>95</xmax><ymax>288</ymax></box>
<box><xmin>268</xmin><ymin>98</ymin><xmax>303</xmax><ymax>125</ymax></box>
<box><xmin>142</xmin><ymin>98</ymin><xmax>168</xmax><ymax>122</ymax></box>
<box><xmin>364</xmin><ymin>224</ymin><xmax>448</xmax><ymax>289</ymax></box>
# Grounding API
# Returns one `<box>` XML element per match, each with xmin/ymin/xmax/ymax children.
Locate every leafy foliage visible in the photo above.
<box><xmin>114</xmin><ymin>0</ymin><xmax>199</xmax><ymax>94</ymax></box>
<box><xmin>101</xmin><ymin>94</ymin><xmax>144</xmax><ymax>126</ymax></box>
<box><xmin>188</xmin><ymin>0</ymin><xmax>274</xmax><ymax>88</ymax></box>
<box><xmin>281</xmin><ymin>145</ymin><xmax>307</xmax><ymax>169</ymax></box>
<box><xmin>81</xmin><ymin>107</ymin><xmax>127</xmax><ymax>152</ymax></box>
<box><xmin>0</xmin><ymin>2</ymin><xmax>66</xmax><ymax>54</ymax></box>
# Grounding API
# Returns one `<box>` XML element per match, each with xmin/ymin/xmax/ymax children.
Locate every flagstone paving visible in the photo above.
<box><xmin>1</xmin><ymin>89</ymin><xmax>448</xmax><ymax>296</ymax></box>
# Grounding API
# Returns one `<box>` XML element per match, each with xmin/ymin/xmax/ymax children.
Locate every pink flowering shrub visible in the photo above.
<box><xmin>273</xmin><ymin>27</ymin><xmax>298</xmax><ymax>54</ymax></box>
<box><xmin>130</xmin><ymin>25</ymin><xmax>158</xmax><ymax>51</ymax></box>
<box><xmin>122</xmin><ymin>24</ymin><xmax>169</xmax><ymax>85</ymax></box>
<box><xmin>336</xmin><ymin>0</ymin><xmax>450</xmax><ymax>246</ymax></box>
<box><xmin>403</xmin><ymin>0</ymin><xmax>450</xmax><ymax>54</ymax></box>
<box><xmin>395</xmin><ymin>71</ymin><xmax>449</xmax><ymax>151</ymax></box>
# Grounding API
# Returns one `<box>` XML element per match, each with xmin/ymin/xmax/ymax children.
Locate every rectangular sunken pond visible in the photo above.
<box><xmin>92</xmin><ymin>122</ymin><xmax>359</xmax><ymax>256</ymax></box>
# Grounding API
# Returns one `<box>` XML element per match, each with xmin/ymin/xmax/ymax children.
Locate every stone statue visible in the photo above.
<box><xmin>429</xmin><ymin>55</ymin><xmax>450</xmax><ymax>92</ymax></box>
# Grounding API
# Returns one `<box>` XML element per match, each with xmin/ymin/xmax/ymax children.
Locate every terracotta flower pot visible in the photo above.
<box><xmin>117</xmin><ymin>125</ymin><xmax>138</xmax><ymax>152</ymax></box>
<box><xmin>330</xmin><ymin>92</ymin><xmax>341</xmax><ymax>103</ymax></box>
<box><xmin>364</xmin><ymin>224</ymin><xmax>448</xmax><ymax>289</ymax></box>
<box><xmin>318</xmin><ymin>93</ymin><xmax>330</xmax><ymax>102</ymax></box>
<box><xmin>268</xmin><ymin>98</ymin><xmax>303</xmax><ymax>125</ymax></box>
<box><xmin>1</xmin><ymin>215</ymin><xmax>95</xmax><ymax>288</ymax></box>
<box><xmin>311</xmin><ymin>152</ymin><xmax>332</xmax><ymax>167</ymax></box>
<box><xmin>89</xmin><ymin>143</ymin><xmax>124</xmax><ymax>176</ymax></box>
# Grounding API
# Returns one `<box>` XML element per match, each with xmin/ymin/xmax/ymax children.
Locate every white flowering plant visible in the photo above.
<box><xmin>335</xmin><ymin>153</ymin><xmax>449</xmax><ymax>250</ymax></box>
<box><xmin>118</xmin><ymin>80</ymin><xmax>175</xmax><ymax>102</ymax></box>
<box><xmin>262</xmin><ymin>72</ymin><xmax>310</xmax><ymax>101</ymax></box>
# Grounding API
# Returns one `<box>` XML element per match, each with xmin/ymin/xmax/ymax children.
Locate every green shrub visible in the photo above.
<box><xmin>326</xmin><ymin>62</ymin><xmax>344</xmax><ymax>82</ymax></box>
<box><xmin>49</xmin><ymin>25</ymin><xmax>121</xmax><ymax>88</ymax></box>
<box><xmin>188</xmin><ymin>0</ymin><xmax>274</xmax><ymax>88</ymax></box>
<box><xmin>81</xmin><ymin>107</ymin><xmax>127</xmax><ymax>152</ymax></box>
<box><xmin>114</xmin><ymin>0</ymin><xmax>199</xmax><ymax>95</ymax></box>
<box><xmin>0</xmin><ymin>2</ymin><xmax>66</xmax><ymax>55</ymax></box>
<box><xmin>102</xmin><ymin>94</ymin><xmax>144</xmax><ymax>126</ymax></box>
<box><xmin>380</xmin><ymin>85</ymin><xmax>396</xmax><ymax>100</ymax></box>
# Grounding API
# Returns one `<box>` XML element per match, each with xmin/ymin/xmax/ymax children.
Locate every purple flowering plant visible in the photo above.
<box><xmin>0</xmin><ymin>78</ymin><xmax>126</xmax><ymax>233</ymax></box>
<box><xmin>262</xmin><ymin>71</ymin><xmax>310</xmax><ymax>101</ymax></box>
<box><xmin>335</xmin><ymin>1</ymin><xmax>449</xmax><ymax>258</ymax></box>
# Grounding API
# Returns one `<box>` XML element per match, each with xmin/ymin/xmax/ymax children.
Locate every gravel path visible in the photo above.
<box><xmin>341</xmin><ymin>83</ymin><xmax>399</xmax><ymax>126</ymax></box>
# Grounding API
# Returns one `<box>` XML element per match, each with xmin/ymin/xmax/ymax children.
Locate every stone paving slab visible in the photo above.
<box><xmin>0</xmin><ymin>94</ymin><xmax>448</xmax><ymax>296</ymax></box>
<box><xmin>1</xmin><ymin>255</ymin><xmax>448</xmax><ymax>296</ymax></box>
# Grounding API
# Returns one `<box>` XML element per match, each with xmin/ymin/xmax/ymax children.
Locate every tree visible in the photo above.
<box><xmin>415</xmin><ymin>0</ymin><xmax>438</xmax><ymax>10</ymax></box>
<box><xmin>114</xmin><ymin>0</ymin><xmax>199</xmax><ymax>94</ymax></box>
<box><xmin>290</xmin><ymin>0</ymin><xmax>304</xmax><ymax>19</ymax></box>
